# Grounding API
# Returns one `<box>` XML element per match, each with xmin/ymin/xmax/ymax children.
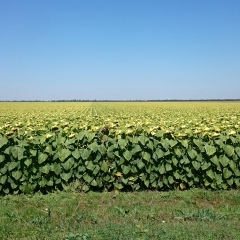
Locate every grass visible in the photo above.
<box><xmin>0</xmin><ymin>189</ymin><xmax>240</xmax><ymax>239</ymax></box>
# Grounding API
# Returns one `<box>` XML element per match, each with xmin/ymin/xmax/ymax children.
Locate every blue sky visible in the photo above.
<box><xmin>0</xmin><ymin>0</ymin><xmax>240</xmax><ymax>100</ymax></box>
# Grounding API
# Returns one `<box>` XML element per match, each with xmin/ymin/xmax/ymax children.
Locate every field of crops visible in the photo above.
<box><xmin>0</xmin><ymin>102</ymin><xmax>240</xmax><ymax>194</ymax></box>
<box><xmin>1</xmin><ymin>101</ymin><xmax>240</xmax><ymax>137</ymax></box>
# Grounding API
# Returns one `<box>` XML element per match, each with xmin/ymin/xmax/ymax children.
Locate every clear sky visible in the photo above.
<box><xmin>0</xmin><ymin>0</ymin><xmax>240</xmax><ymax>100</ymax></box>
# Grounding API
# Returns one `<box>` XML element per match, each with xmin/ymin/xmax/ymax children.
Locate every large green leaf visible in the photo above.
<box><xmin>172</xmin><ymin>157</ymin><xmax>178</xmax><ymax>166</ymax></box>
<box><xmin>98</xmin><ymin>144</ymin><xmax>106</xmax><ymax>155</ymax></box>
<box><xmin>82</xmin><ymin>149</ymin><xmax>91</xmax><ymax>160</ymax></box>
<box><xmin>88</xmin><ymin>179</ymin><xmax>97</xmax><ymax>186</ymax></box>
<box><xmin>8</xmin><ymin>162</ymin><xmax>19</xmax><ymax>171</ymax></box>
<box><xmin>165</xmin><ymin>163</ymin><xmax>172</xmax><ymax>172</ymax></box>
<box><xmin>163</xmin><ymin>177</ymin><xmax>169</xmax><ymax>187</ymax></box>
<box><xmin>39</xmin><ymin>136</ymin><xmax>46</xmax><ymax>144</ymax></box>
<box><xmin>161</xmin><ymin>139</ymin><xmax>169</xmax><ymax>150</ymax></box>
<box><xmin>137</xmin><ymin>159</ymin><xmax>145</xmax><ymax>169</ymax></box>
<box><xmin>47</xmin><ymin>179</ymin><xmax>54</xmax><ymax>186</ymax></box>
<box><xmin>201</xmin><ymin>161</ymin><xmax>211</xmax><ymax>170</ymax></box>
<box><xmin>9</xmin><ymin>178</ymin><xmax>18</xmax><ymax>189</ymax></box>
<box><xmin>61</xmin><ymin>182</ymin><xmax>70</xmax><ymax>191</ymax></box>
<box><xmin>144</xmin><ymin>179</ymin><xmax>150</xmax><ymax>187</ymax></box>
<box><xmin>123</xmin><ymin>150</ymin><xmax>132</xmax><ymax>161</ymax></box>
<box><xmin>52</xmin><ymin>163</ymin><xmax>62</xmax><ymax>175</ymax></box>
<box><xmin>196</xmin><ymin>153</ymin><xmax>203</xmax><ymax>162</ymax></box>
<box><xmin>75</xmin><ymin>132</ymin><xmax>85</xmax><ymax>140</ymax></box>
<box><xmin>149</xmin><ymin>173</ymin><xmax>157</xmax><ymax>183</ymax></box>
<box><xmin>103</xmin><ymin>174</ymin><xmax>111</xmax><ymax>182</ymax></box>
<box><xmin>234</xmin><ymin>179</ymin><xmax>240</xmax><ymax>187</ymax></box>
<box><xmin>72</xmin><ymin>149</ymin><xmax>81</xmax><ymax>159</ymax></box>
<box><xmin>86</xmin><ymin>161</ymin><xmax>95</xmax><ymax>171</ymax></box>
<box><xmin>0</xmin><ymin>136</ymin><xmax>8</xmax><ymax>148</ymax></box>
<box><xmin>227</xmin><ymin>178</ymin><xmax>234</xmax><ymax>186</ymax></box>
<box><xmin>96</xmin><ymin>177</ymin><xmax>103</xmax><ymax>188</ymax></box>
<box><xmin>192</xmin><ymin>161</ymin><xmax>201</xmax><ymax>170</ymax></box>
<box><xmin>168</xmin><ymin>176</ymin><xmax>174</xmax><ymax>185</ymax></box>
<box><xmin>139</xmin><ymin>173</ymin><xmax>147</xmax><ymax>181</ymax></box>
<box><xmin>121</xmin><ymin>177</ymin><xmax>128</xmax><ymax>184</ymax></box>
<box><xmin>181</xmin><ymin>140</ymin><xmax>188</xmax><ymax>148</ymax></box>
<box><xmin>82</xmin><ymin>184</ymin><xmax>89</xmax><ymax>192</ymax></box>
<box><xmin>117</xmin><ymin>157</ymin><xmax>125</xmax><ymax>166</ymax></box>
<box><xmin>188</xmin><ymin>149</ymin><xmax>197</xmax><ymax>159</ymax></box>
<box><xmin>131</xmin><ymin>165</ymin><xmax>137</xmax><ymax>173</ymax></box>
<box><xmin>221</xmin><ymin>183</ymin><xmax>228</xmax><ymax>190</ymax></box>
<box><xmin>147</xmin><ymin>141</ymin><xmax>154</xmax><ymax>150</ymax></box>
<box><xmin>65</xmin><ymin>138</ymin><xmax>75</xmax><ymax>146</ymax></box>
<box><xmin>8</xmin><ymin>146</ymin><xmax>15</xmax><ymax>157</ymax></box>
<box><xmin>12</xmin><ymin>170</ymin><xmax>22</xmax><ymax>180</ymax></box>
<box><xmin>83</xmin><ymin>174</ymin><xmax>94</xmax><ymax>184</ymax></box>
<box><xmin>44</xmin><ymin>145</ymin><xmax>53</xmax><ymax>154</ymax></box>
<box><xmin>62</xmin><ymin>157</ymin><xmax>75</xmax><ymax>171</ymax></box>
<box><xmin>114</xmin><ymin>182</ymin><xmax>123</xmax><ymax>190</ymax></box>
<box><xmin>229</xmin><ymin>161</ymin><xmax>236</xmax><ymax>171</ymax></box>
<box><xmin>215</xmin><ymin>174</ymin><xmax>223</xmax><ymax>185</ymax></box>
<box><xmin>142</xmin><ymin>151</ymin><xmax>151</xmax><ymax>162</ymax></box>
<box><xmin>55</xmin><ymin>178</ymin><xmax>61</xmax><ymax>185</ymax></box>
<box><xmin>78</xmin><ymin>165</ymin><xmax>86</xmax><ymax>173</ymax></box>
<box><xmin>60</xmin><ymin>172</ymin><xmax>72</xmax><ymax>182</ymax></box>
<box><xmin>40</xmin><ymin>164</ymin><xmax>51</xmax><ymax>174</ymax></box>
<box><xmin>234</xmin><ymin>168</ymin><xmax>240</xmax><ymax>177</ymax></box>
<box><xmin>118</xmin><ymin>139</ymin><xmax>128</xmax><ymax>149</ymax></box>
<box><xmin>219</xmin><ymin>155</ymin><xmax>230</xmax><ymax>167</ymax></box>
<box><xmin>18</xmin><ymin>147</ymin><xmax>25</xmax><ymax>160</ymax></box>
<box><xmin>138</xmin><ymin>136</ymin><xmax>148</xmax><ymax>146</ymax></box>
<box><xmin>88</xmin><ymin>142</ymin><xmax>99</xmax><ymax>152</ymax></box>
<box><xmin>235</xmin><ymin>147</ymin><xmax>240</xmax><ymax>157</ymax></box>
<box><xmin>159</xmin><ymin>165</ymin><xmax>165</xmax><ymax>174</ymax></box>
<box><xmin>10</xmin><ymin>146</ymin><xmax>24</xmax><ymax>160</ymax></box>
<box><xmin>0</xmin><ymin>155</ymin><xmax>5</xmax><ymax>163</ymax></box>
<box><xmin>223</xmin><ymin>168</ymin><xmax>232</xmax><ymax>179</ymax></box>
<box><xmin>155</xmin><ymin>148</ymin><xmax>164</xmax><ymax>158</ymax></box>
<box><xmin>204</xmin><ymin>179</ymin><xmax>211</xmax><ymax>187</ymax></box>
<box><xmin>38</xmin><ymin>152</ymin><xmax>48</xmax><ymax>164</ymax></box>
<box><xmin>180</xmin><ymin>156</ymin><xmax>190</xmax><ymax>165</ymax></box>
<box><xmin>173</xmin><ymin>171</ymin><xmax>180</xmax><ymax>179</ymax></box>
<box><xmin>193</xmin><ymin>139</ymin><xmax>202</xmax><ymax>148</ymax></box>
<box><xmin>174</xmin><ymin>148</ymin><xmax>182</xmax><ymax>158</ymax></box>
<box><xmin>223</xmin><ymin>145</ymin><xmax>234</xmax><ymax>157</ymax></box>
<box><xmin>39</xmin><ymin>177</ymin><xmax>48</xmax><ymax>187</ymax></box>
<box><xmin>204</xmin><ymin>145</ymin><xmax>216</xmax><ymax>156</ymax></box>
<box><xmin>210</xmin><ymin>155</ymin><xmax>219</xmax><ymax>165</ymax></box>
<box><xmin>24</xmin><ymin>158</ymin><xmax>32</xmax><ymax>167</ymax></box>
<box><xmin>3</xmin><ymin>188</ymin><xmax>9</xmax><ymax>194</ymax></box>
<box><xmin>131</xmin><ymin>145</ymin><xmax>142</xmax><ymax>155</ymax></box>
<box><xmin>86</xmin><ymin>132</ymin><xmax>95</xmax><ymax>142</ymax></box>
<box><xmin>101</xmin><ymin>161</ymin><xmax>108</xmax><ymax>172</ymax></box>
<box><xmin>132</xmin><ymin>183</ymin><xmax>140</xmax><ymax>190</ymax></box>
<box><xmin>0</xmin><ymin>175</ymin><xmax>7</xmax><ymax>185</ymax></box>
<box><xmin>169</xmin><ymin>140</ymin><xmax>178</xmax><ymax>148</ymax></box>
<box><xmin>206</xmin><ymin>169</ymin><xmax>214</xmax><ymax>179</ymax></box>
<box><xmin>122</xmin><ymin>165</ymin><xmax>131</xmax><ymax>175</ymax></box>
<box><xmin>93</xmin><ymin>165</ymin><xmax>100</xmax><ymax>175</ymax></box>
<box><xmin>4</xmin><ymin>146</ymin><xmax>11</xmax><ymax>155</ymax></box>
<box><xmin>155</xmin><ymin>130</ymin><xmax>163</xmax><ymax>138</ymax></box>
<box><xmin>59</xmin><ymin>149</ymin><xmax>71</xmax><ymax>162</ymax></box>
<box><xmin>30</xmin><ymin>149</ymin><xmax>37</xmax><ymax>157</ymax></box>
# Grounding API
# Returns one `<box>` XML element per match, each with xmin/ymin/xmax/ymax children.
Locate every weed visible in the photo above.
<box><xmin>65</xmin><ymin>233</ymin><xmax>90</xmax><ymax>240</ymax></box>
<box><xmin>175</xmin><ymin>208</ymin><xmax>225</xmax><ymax>221</ymax></box>
<box><xmin>31</xmin><ymin>214</ymin><xmax>49</xmax><ymax>226</ymax></box>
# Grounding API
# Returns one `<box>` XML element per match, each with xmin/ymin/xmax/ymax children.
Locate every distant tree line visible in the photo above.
<box><xmin>0</xmin><ymin>99</ymin><xmax>240</xmax><ymax>102</ymax></box>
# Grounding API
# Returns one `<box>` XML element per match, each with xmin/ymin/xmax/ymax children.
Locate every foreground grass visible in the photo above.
<box><xmin>0</xmin><ymin>190</ymin><xmax>240</xmax><ymax>240</ymax></box>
